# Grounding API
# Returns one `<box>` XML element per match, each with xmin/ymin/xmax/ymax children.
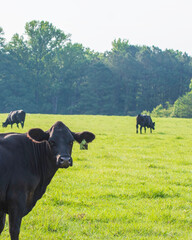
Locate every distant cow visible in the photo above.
<box><xmin>2</xmin><ymin>110</ymin><xmax>26</xmax><ymax>128</ymax></box>
<box><xmin>136</xmin><ymin>114</ymin><xmax>155</xmax><ymax>134</ymax></box>
<box><xmin>0</xmin><ymin>121</ymin><xmax>95</xmax><ymax>240</ymax></box>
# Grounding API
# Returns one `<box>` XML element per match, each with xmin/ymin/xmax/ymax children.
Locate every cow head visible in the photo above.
<box><xmin>27</xmin><ymin>121</ymin><xmax>95</xmax><ymax>169</ymax></box>
<box><xmin>151</xmin><ymin>122</ymin><xmax>155</xmax><ymax>130</ymax></box>
<box><xmin>2</xmin><ymin>121</ymin><xmax>8</xmax><ymax>128</ymax></box>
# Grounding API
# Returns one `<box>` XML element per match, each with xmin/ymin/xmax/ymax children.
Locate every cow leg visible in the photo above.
<box><xmin>9</xmin><ymin>208</ymin><xmax>23</xmax><ymax>240</ymax></box>
<box><xmin>21</xmin><ymin>122</ymin><xmax>24</xmax><ymax>128</ymax></box>
<box><xmin>0</xmin><ymin>211</ymin><xmax>6</xmax><ymax>234</ymax></box>
<box><xmin>17</xmin><ymin>123</ymin><xmax>19</xmax><ymax>128</ymax></box>
<box><xmin>144</xmin><ymin>127</ymin><xmax>146</xmax><ymax>133</ymax></box>
<box><xmin>150</xmin><ymin>128</ymin><xmax>152</xmax><ymax>133</ymax></box>
<box><xmin>8</xmin><ymin>196</ymin><xmax>25</xmax><ymax>240</ymax></box>
<box><xmin>140</xmin><ymin>126</ymin><xmax>142</xmax><ymax>134</ymax></box>
<box><xmin>136</xmin><ymin>124</ymin><xmax>138</xmax><ymax>133</ymax></box>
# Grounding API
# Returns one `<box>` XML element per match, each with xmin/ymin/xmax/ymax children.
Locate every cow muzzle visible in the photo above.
<box><xmin>57</xmin><ymin>155</ymin><xmax>73</xmax><ymax>168</ymax></box>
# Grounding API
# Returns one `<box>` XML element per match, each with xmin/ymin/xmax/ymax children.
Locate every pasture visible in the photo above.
<box><xmin>0</xmin><ymin>114</ymin><xmax>191</xmax><ymax>239</ymax></box>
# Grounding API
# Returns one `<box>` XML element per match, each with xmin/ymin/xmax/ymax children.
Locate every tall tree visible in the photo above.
<box><xmin>46</xmin><ymin>42</ymin><xmax>89</xmax><ymax>114</ymax></box>
<box><xmin>24</xmin><ymin>20</ymin><xmax>70</xmax><ymax>112</ymax></box>
<box><xmin>0</xmin><ymin>27</ymin><xmax>5</xmax><ymax>50</ymax></box>
<box><xmin>107</xmin><ymin>39</ymin><xmax>141</xmax><ymax>114</ymax></box>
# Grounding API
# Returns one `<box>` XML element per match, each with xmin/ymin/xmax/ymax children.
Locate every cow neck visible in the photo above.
<box><xmin>4</xmin><ymin>118</ymin><xmax>9</xmax><ymax>126</ymax></box>
<box><xmin>30</xmin><ymin>140</ymin><xmax>57</xmax><ymax>189</ymax></box>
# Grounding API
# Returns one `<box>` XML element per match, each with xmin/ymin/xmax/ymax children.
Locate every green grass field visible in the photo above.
<box><xmin>0</xmin><ymin>114</ymin><xmax>191</xmax><ymax>239</ymax></box>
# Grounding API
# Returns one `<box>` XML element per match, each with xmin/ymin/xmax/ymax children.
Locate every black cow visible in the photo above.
<box><xmin>136</xmin><ymin>114</ymin><xmax>155</xmax><ymax>134</ymax></box>
<box><xmin>0</xmin><ymin>121</ymin><xmax>95</xmax><ymax>240</ymax></box>
<box><xmin>2</xmin><ymin>110</ymin><xmax>26</xmax><ymax>128</ymax></box>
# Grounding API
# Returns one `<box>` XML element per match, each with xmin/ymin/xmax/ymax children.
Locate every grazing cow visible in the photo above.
<box><xmin>136</xmin><ymin>114</ymin><xmax>155</xmax><ymax>134</ymax></box>
<box><xmin>2</xmin><ymin>110</ymin><xmax>26</xmax><ymax>128</ymax></box>
<box><xmin>0</xmin><ymin>121</ymin><xmax>95</xmax><ymax>240</ymax></box>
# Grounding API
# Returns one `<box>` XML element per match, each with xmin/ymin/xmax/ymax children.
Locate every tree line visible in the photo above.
<box><xmin>0</xmin><ymin>20</ymin><xmax>192</xmax><ymax>115</ymax></box>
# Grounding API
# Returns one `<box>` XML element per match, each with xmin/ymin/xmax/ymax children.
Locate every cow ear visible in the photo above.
<box><xmin>27</xmin><ymin>128</ymin><xmax>49</xmax><ymax>142</ymax></box>
<box><xmin>72</xmin><ymin>131</ymin><xmax>95</xmax><ymax>143</ymax></box>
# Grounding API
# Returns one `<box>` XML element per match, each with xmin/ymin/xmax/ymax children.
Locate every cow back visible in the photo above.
<box><xmin>137</xmin><ymin>114</ymin><xmax>153</xmax><ymax>127</ymax></box>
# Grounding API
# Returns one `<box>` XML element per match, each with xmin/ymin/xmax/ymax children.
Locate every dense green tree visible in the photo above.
<box><xmin>5</xmin><ymin>21</ymin><xmax>70</xmax><ymax>113</ymax></box>
<box><xmin>0</xmin><ymin>27</ymin><xmax>5</xmax><ymax>50</ymax></box>
<box><xmin>77</xmin><ymin>60</ymin><xmax>115</xmax><ymax>114</ymax></box>
<box><xmin>172</xmin><ymin>79</ymin><xmax>192</xmax><ymax>118</ymax></box>
<box><xmin>172</xmin><ymin>92</ymin><xmax>192</xmax><ymax>118</ymax></box>
<box><xmin>0</xmin><ymin>23</ymin><xmax>192</xmax><ymax>116</ymax></box>
<box><xmin>47</xmin><ymin>43</ymin><xmax>90</xmax><ymax>114</ymax></box>
<box><xmin>135</xmin><ymin>46</ymin><xmax>157</xmax><ymax>111</ymax></box>
<box><xmin>106</xmin><ymin>39</ymin><xmax>141</xmax><ymax>115</ymax></box>
<box><xmin>24</xmin><ymin>20</ymin><xmax>70</xmax><ymax>112</ymax></box>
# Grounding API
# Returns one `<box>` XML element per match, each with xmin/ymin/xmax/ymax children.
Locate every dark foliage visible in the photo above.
<box><xmin>0</xmin><ymin>22</ymin><xmax>192</xmax><ymax>115</ymax></box>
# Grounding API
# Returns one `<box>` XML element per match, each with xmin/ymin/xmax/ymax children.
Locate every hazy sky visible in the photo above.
<box><xmin>1</xmin><ymin>0</ymin><xmax>192</xmax><ymax>55</ymax></box>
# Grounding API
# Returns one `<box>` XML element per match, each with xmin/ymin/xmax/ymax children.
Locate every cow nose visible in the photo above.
<box><xmin>58</xmin><ymin>156</ymin><xmax>73</xmax><ymax>168</ymax></box>
<box><xmin>68</xmin><ymin>157</ymin><xmax>73</xmax><ymax>166</ymax></box>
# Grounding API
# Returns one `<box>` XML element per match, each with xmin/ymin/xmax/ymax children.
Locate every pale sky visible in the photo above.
<box><xmin>1</xmin><ymin>0</ymin><xmax>192</xmax><ymax>55</ymax></box>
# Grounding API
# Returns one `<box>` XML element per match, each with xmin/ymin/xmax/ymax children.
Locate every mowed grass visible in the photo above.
<box><xmin>0</xmin><ymin>114</ymin><xmax>191</xmax><ymax>239</ymax></box>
